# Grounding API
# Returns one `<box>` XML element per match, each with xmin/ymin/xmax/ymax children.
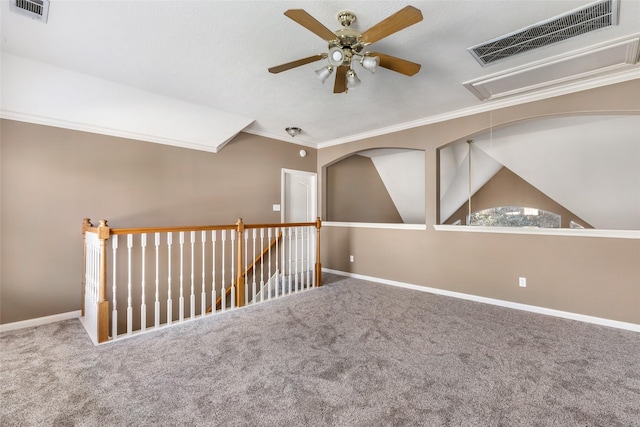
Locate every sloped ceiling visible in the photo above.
<box><xmin>440</xmin><ymin>115</ymin><xmax>640</xmax><ymax>230</ymax></box>
<box><xmin>1</xmin><ymin>1</ymin><xmax>639</xmax><ymax>148</ymax></box>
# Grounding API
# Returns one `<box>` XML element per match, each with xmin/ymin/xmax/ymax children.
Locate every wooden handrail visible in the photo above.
<box><xmin>83</xmin><ymin>221</ymin><xmax>318</xmax><ymax>236</ymax></box>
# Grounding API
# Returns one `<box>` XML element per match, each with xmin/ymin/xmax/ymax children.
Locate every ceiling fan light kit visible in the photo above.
<box><xmin>315</xmin><ymin>65</ymin><xmax>334</xmax><ymax>84</ymax></box>
<box><xmin>268</xmin><ymin>6</ymin><xmax>423</xmax><ymax>94</ymax></box>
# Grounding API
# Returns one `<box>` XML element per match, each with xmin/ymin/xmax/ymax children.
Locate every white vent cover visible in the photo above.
<box><xmin>9</xmin><ymin>0</ymin><xmax>50</xmax><ymax>23</ymax></box>
<box><xmin>468</xmin><ymin>0</ymin><xmax>619</xmax><ymax>66</ymax></box>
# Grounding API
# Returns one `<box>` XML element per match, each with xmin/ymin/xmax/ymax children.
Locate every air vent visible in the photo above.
<box><xmin>468</xmin><ymin>0</ymin><xmax>619</xmax><ymax>66</ymax></box>
<box><xmin>9</xmin><ymin>0</ymin><xmax>50</xmax><ymax>23</ymax></box>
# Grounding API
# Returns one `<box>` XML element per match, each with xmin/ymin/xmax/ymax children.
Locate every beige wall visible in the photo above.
<box><xmin>326</xmin><ymin>154</ymin><xmax>402</xmax><ymax>223</ymax></box>
<box><xmin>0</xmin><ymin>120</ymin><xmax>316</xmax><ymax>324</ymax></box>
<box><xmin>318</xmin><ymin>80</ymin><xmax>640</xmax><ymax>325</ymax></box>
<box><xmin>445</xmin><ymin>167</ymin><xmax>593</xmax><ymax>228</ymax></box>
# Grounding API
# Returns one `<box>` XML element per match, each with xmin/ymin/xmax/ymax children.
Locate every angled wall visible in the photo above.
<box><xmin>326</xmin><ymin>155</ymin><xmax>402</xmax><ymax>223</ymax></box>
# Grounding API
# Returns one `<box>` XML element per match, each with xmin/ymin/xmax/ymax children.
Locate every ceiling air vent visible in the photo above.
<box><xmin>9</xmin><ymin>0</ymin><xmax>50</xmax><ymax>23</ymax></box>
<box><xmin>468</xmin><ymin>0</ymin><xmax>619</xmax><ymax>66</ymax></box>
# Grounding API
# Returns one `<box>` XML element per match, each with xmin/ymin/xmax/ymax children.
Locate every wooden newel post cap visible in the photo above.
<box><xmin>97</xmin><ymin>220</ymin><xmax>110</xmax><ymax>239</ymax></box>
<box><xmin>236</xmin><ymin>218</ymin><xmax>245</xmax><ymax>233</ymax></box>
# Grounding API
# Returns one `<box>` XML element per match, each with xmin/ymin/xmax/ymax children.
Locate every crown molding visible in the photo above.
<box><xmin>316</xmin><ymin>64</ymin><xmax>640</xmax><ymax>150</ymax></box>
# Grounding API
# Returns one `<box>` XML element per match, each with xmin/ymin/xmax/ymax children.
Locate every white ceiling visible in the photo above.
<box><xmin>1</xmin><ymin>0</ymin><xmax>639</xmax><ymax>149</ymax></box>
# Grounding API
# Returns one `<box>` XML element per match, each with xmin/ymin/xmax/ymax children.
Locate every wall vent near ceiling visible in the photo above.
<box><xmin>10</xmin><ymin>0</ymin><xmax>50</xmax><ymax>23</ymax></box>
<box><xmin>468</xmin><ymin>0</ymin><xmax>619</xmax><ymax>66</ymax></box>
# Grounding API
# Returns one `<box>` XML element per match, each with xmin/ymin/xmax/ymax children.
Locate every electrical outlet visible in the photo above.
<box><xmin>519</xmin><ymin>277</ymin><xmax>527</xmax><ymax>287</ymax></box>
<box><xmin>349</xmin><ymin>255</ymin><xmax>354</xmax><ymax>262</ymax></box>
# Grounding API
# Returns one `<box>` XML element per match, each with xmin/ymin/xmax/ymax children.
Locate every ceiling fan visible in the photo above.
<box><xmin>268</xmin><ymin>6</ymin><xmax>423</xmax><ymax>94</ymax></box>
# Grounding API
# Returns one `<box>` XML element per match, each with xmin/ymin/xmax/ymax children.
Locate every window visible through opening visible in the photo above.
<box><xmin>468</xmin><ymin>206</ymin><xmax>561</xmax><ymax>228</ymax></box>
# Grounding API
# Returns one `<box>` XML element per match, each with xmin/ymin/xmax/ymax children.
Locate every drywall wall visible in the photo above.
<box><xmin>0</xmin><ymin>120</ymin><xmax>316</xmax><ymax>324</ymax></box>
<box><xmin>326</xmin><ymin>155</ymin><xmax>402</xmax><ymax>223</ymax></box>
<box><xmin>318</xmin><ymin>79</ymin><xmax>640</xmax><ymax>325</ymax></box>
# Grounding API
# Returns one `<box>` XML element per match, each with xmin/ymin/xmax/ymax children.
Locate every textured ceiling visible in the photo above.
<box><xmin>2</xmin><ymin>0</ymin><xmax>639</xmax><ymax>148</ymax></box>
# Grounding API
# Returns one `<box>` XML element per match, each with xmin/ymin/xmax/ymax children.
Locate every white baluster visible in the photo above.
<box><xmin>306</xmin><ymin>226</ymin><xmax>311</xmax><ymax>289</ymax></box>
<box><xmin>154</xmin><ymin>232</ymin><xmax>160</xmax><ymax>328</ymax></box>
<box><xmin>230</xmin><ymin>230</ymin><xmax>236</xmax><ymax>309</ymax></box>
<box><xmin>275</xmin><ymin>227</ymin><xmax>280</xmax><ymax>298</ymax></box>
<box><xmin>140</xmin><ymin>233</ymin><xmax>147</xmax><ymax>332</ymax></box>
<box><xmin>190</xmin><ymin>230</ymin><xmax>196</xmax><ymax>320</ymax></box>
<box><xmin>288</xmin><ymin>227</ymin><xmax>293</xmax><ymax>296</ymax></box>
<box><xmin>127</xmin><ymin>234</ymin><xmax>133</xmax><ymax>335</ymax></box>
<box><xmin>179</xmin><ymin>231</ymin><xmax>184</xmax><ymax>322</ymax></box>
<box><xmin>295</xmin><ymin>227</ymin><xmax>299</xmax><ymax>293</ymax></box>
<box><xmin>201</xmin><ymin>230</ymin><xmax>207</xmax><ymax>317</ymax></box>
<box><xmin>260</xmin><ymin>228</ymin><xmax>265</xmax><ymax>302</ymax></box>
<box><xmin>311</xmin><ymin>227</ymin><xmax>316</xmax><ymax>288</ymax></box>
<box><xmin>268</xmin><ymin>228</ymin><xmax>273</xmax><ymax>299</ymax></box>
<box><xmin>212</xmin><ymin>230</ymin><xmax>217</xmax><ymax>314</ymax></box>
<box><xmin>244</xmin><ymin>230</ymin><xmax>249</xmax><ymax>306</ymax></box>
<box><xmin>265</xmin><ymin>229</ymin><xmax>272</xmax><ymax>300</ymax></box>
<box><xmin>111</xmin><ymin>235</ymin><xmax>118</xmax><ymax>339</ymax></box>
<box><xmin>252</xmin><ymin>229</ymin><xmax>257</xmax><ymax>304</ymax></box>
<box><xmin>167</xmin><ymin>232</ymin><xmax>173</xmax><ymax>324</ymax></box>
<box><xmin>221</xmin><ymin>230</ymin><xmax>226</xmax><ymax>311</ymax></box>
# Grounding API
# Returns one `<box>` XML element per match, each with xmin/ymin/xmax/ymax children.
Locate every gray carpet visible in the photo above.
<box><xmin>2</xmin><ymin>274</ymin><xmax>639</xmax><ymax>426</ymax></box>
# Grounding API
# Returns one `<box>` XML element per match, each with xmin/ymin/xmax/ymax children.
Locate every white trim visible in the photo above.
<box><xmin>0</xmin><ymin>111</ymin><xmax>245</xmax><ymax>154</ymax></box>
<box><xmin>463</xmin><ymin>34</ymin><xmax>640</xmax><ymax>101</ymax></box>
<box><xmin>316</xmin><ymin>68</ymin><xmax>640</xmax><ymax>150</ymax></box>
<box><xmin>433</xmin><ymin>224</ymin><xmax>640</xmax><ymax>239</ymax></box>
<box><xmin>323</xmin><ymin>269</ymin><xmax>640</xmax><ymax>333</ymax></box>
<box><xmin>324</xmin><ymin>221</ymin><xmax>427</xmax><ymax>230</ymax></box>
<box><xmin>0</xmin><ymin>310</ymin><xmax>82</xmax><ymax>333</ymax></box>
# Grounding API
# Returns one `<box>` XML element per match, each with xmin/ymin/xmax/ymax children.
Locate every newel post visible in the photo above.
<box><xmin>315</xmin><ymin>217</ymin><xmax>322</xmax><ymax>287</ymax></box>
<box><xmin>236</xmin><ymin>218</ymin><xmax>245</xmax><ymax>307</ymax></box>
<box><xmin>97</xmin><ymin>220</ymin><xmax>110</xmax><ymax>343</ymax></box>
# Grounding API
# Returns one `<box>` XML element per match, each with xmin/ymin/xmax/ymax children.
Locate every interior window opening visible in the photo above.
<box><xmin>468</xmin><ymin>206</ymin><xmax>561</xmax><ymax>228</ymax></box>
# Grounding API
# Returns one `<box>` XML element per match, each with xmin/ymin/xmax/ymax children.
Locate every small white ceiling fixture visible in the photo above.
<box><xmin>286</xmin><ymin>127</ymin><xmax>302</xmax><ymax>137</ymax></box>
<box><xmin>268</xmin><ymin>6</ymin><xmax>423</xmax><ymax>94</ymax></box>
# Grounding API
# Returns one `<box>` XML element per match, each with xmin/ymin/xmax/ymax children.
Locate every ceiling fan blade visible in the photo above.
<box><xmin>333</xmin><ymin>65</ymin><xmax>348</xmax><ymax>93</ymax></box>
<box><xmin>284</xmin><ymin>9</ymin><xmax>338</xmax><ymax>42</ymax></box>
<box><xmin>370</xmin><ymin>52</ymin><xmax>421</xmax><ymax>76</ymax></box>
<box><xmin>361</xmin><ymin>6</ymin><xmax>423</xmax><ymax>45</ymax></box>
<box><xmin>268</xmin><ymin>54</ymin><xmax>325</xmax><ymax>74</ymax></box>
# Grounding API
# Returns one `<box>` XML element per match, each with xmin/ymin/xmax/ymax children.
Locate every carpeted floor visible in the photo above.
<box><xmin>1</xmin><ymin>274</ymin><xmax>639</xmax><ymax>426</ymax></box>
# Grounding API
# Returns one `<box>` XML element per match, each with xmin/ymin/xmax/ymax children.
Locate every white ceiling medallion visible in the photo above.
<box><xmin>463</xmin><ymin>34</ymin><xmax>640</xmax><ymax>101</ymax></box>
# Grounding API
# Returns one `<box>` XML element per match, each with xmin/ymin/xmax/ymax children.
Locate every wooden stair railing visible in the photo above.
<box><xmin>207</xmin><ymin>231</ymin><xmax>283</xmax><ymax>313</ymax></box>
<box><xmin>82</xmin><ymin>217</ymin><xmax>322</xmax><ymax>344</ymax></box>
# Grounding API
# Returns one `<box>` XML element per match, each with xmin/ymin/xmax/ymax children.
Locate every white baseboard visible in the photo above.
<box><xmin>323</xmin><ymin>269</ymin><xmax>640</xmax><ymax>333</ymax></box>
<box><xmin>0</xmin><ymin>311</ymin><xmax>82</xmax><ymax>333</ymax></box>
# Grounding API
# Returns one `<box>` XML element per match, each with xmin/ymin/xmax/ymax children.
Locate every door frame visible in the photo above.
<box><xmin>281</xmin><ymin>169</ymin><xmax>318</xmax><ymax>223</ymax></box>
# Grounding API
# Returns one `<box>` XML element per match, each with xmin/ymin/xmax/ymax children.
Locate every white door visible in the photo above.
<box><xmin>281</xmin><ymin>169</ymin><xmax>317</xmax><ymax>288</ymax></box>
<box><xmin>281</xmin><ymin>169</ymin><xmax>317</xmax><ymax>223</ymax></box>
